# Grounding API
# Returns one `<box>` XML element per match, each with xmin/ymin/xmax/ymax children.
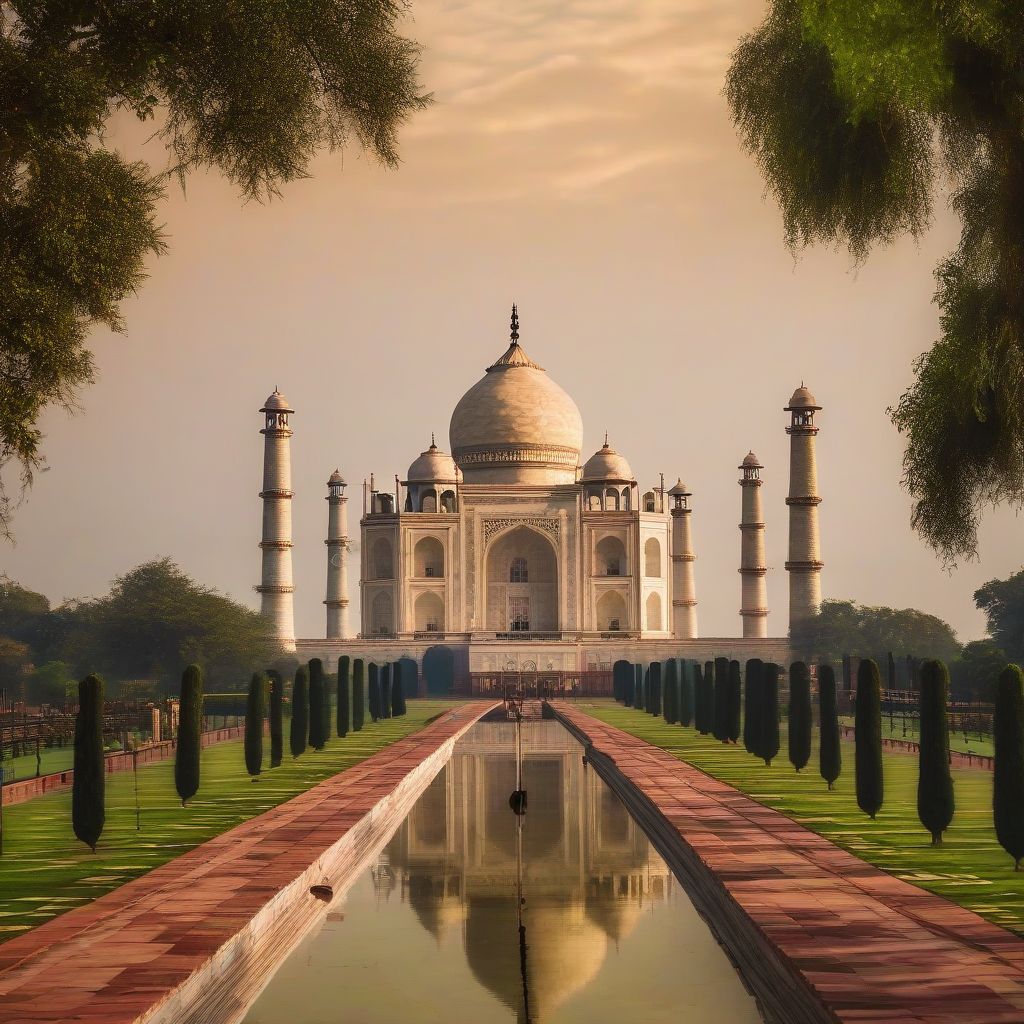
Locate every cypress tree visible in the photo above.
<box><xmin>244</xmin><ymin>672</ymin><xmax>266</xmax><ymax>779</ymax></box>
<box><xmin>381</xmin><ymin>664</ymin><xmax>392</xmax><ymax>719</ymax></box>
<box><xmin>649</xmin><ymin>661</ymin><xmax>662</xmax><ymax>717</ymax></box>
<box><xmin>268</xmin><ymin>668</ymin><xmax>283</xmax><ymax>768</ymax></box>
<box><xmin>842</xmin><ymin>653</ymin><xmax>852</xmax><ymax>692</ymax></box>
<box><xmin>713</xmin><ymin>657</ymin><xmax>729</xmax><ymax>741</ymax></box>
<box><xmin>679</xmin><ymin>660</ymin><xmax>694</xmax><ymax>727</ymax></box>
<box><xmin>634</xmin><ymin>663</ymin><xmax>643</xmax><ymax>709</ymax></box>
<box><xmin>369</xmin><ymin>663</ymin><xmax>381</xmax><ymax>722</ymax></box>
<box><xmin>855</xmin><ymin>658</ymin><xmax>884</xmax><ymax>819</ymax></box>
<box><xmin>352</xmin><ymin>658</ymin><xmax>365</xmax><ymax>731</ymax></box>
<box><xmin>613</xmin><ymin>660</ymin><xmax>631</xmax><ymax>703</ymax></box>
<box><xmin>818</xmin><ymin>663</ymin><xmax>841</xmax><ymax>790</ymax></box>
<box><xmin>392</xmin><ymin>662</ymin><xmax>405</xmax><ymax>717</ymax></box>
<box><xmin>290</xmin><ymin>664</ymin><xmax>308</xmax><ymax>757</ymax></box>
<box><xmin>994</xmin><ymin>664</ymin><xmax>1024</xmax><ymax>869</ymax></box>
<box><xmin>788</xmin><ymin>661</ymin><xmax>812</xmax><ymax>772</ymax></box>
<box><xmin>308</xmin><ymin>658</ymin><xmax>326</xmax><ymax>749</ymax></box>
<box><xmin>727</xmin><ymin>660</ymin><xmax>742</xmax><ymax>744</ymax></box>
<box><xmin>664</xmin><ymin>659</ymin><xmax>678</xmax><ymax>724</ymax></box>
<box><xmin>175</xmin><ymin>663</ymin><xmax>203</xmax><ymax>805</ymax></box>
<box><xmin>72</xmin><ymin>673</ymin><xmax>105</xmax><ymax>852</ymax></box>
<box><xmin>760</xmin><ymin>663</ymin><xmax>780</xmax><ymax>766</ymax></box>
<box><xmin>887</xmin><ymin>651</ymin><xmax>897</xmax><ymax>690</ymax></box>
<box><xmin>918</xmin><ymin>659</ymin><xmax>954</xmax><ymax>845</ymax></box>
<box><xmin>337</xmin><ymin>656</ymin><xmax>351</xmax><ymax>737</ymax></box>
<box><xmin>743</xmin><ymin>658</ymin><xmax>763</xmax><ymax>756</ymax></box>
<box><xmin>694</xmin><ymin>662</ymin><xmax>708</xmax><ymax>734</ymax></box>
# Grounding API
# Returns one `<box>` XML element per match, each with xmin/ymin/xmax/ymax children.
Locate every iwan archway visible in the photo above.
<box><xmin>484</xmin><ymin>525</ymin><xmax>559</xmax><ymax>633</ymax></box>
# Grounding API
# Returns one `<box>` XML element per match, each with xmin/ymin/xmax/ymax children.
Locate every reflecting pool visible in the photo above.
<box><xmin>243</xmin><ymin>720</ymin><xmax>761</xmax><ymax>1023</ymax></box>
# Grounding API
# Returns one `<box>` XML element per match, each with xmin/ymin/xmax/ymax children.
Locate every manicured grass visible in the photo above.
<box><xmin>840</xmin><ymin>715</ymin><xmax>995</xmax><ymax>758</ymax></box>
<box><xmin>578</xmin><ymin>700</ymin><xmax>1024</xmax><ymax>935</ymax></box>
<box><xmin>2</xmin><ymin>746</ymin><xmax>75</xmax><ymax>781</ymax></box>
<box><xmin>0</xmin><ymin>700</ymin><xmax>458</xmax><ymax>941</ymax></box>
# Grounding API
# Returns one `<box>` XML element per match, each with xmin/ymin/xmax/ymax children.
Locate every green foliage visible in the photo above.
<box><xmin>855</xmin><ymin>658</ymin><xmax>884</xmax><ymax>818</ymax></box>
<box><xmin>380</xmin><ymin>664</ymin><xmax>392</xmax><ymax>720</ymax></box>
<box><xmin>613</xmin><ymin>660</ymin><xmax>631</xmax><ymax>703</ymax></box>
<box><xmin>952</xmin><ymin>639</ymin><xmax>1007</xmax><ymax>701</ymax></box>
<box><xmin>368</xmin><ymin>663</ymin><xmax>381</xmax><ymax>722</ymax></box>
<box><xmin>336</xmin><ymin>656</ymin><xmax>350</xmax><ymax>737</ymax></box>
<box><xmin>0</xmin><ymin>576</ymin><xmax>51</xmax><ymax>651</ymax></box>
<box><xmin>818</xmin><ymin>663</ymin><xmax>842</xmax><ymax>790</ymax></box>
<box><xmin>72</xmin><ymin>673</ymin><xmax>105</xmax><ymax>851</ymax></box>
<box><xmin>918</xmin><ymin>659</ymin><xmax>955</xmax><ymax>844</ymax></box>
<box><xmin>391</xmin><ymin>662</ymin><xmax>405</xmax><ymax>717</ymax></box>
<box><xmin>663</xmin><ymin>659</ymin><xmax>678</xmax><ymax>725</ymax></box>
<box><xmin>975</xmin><ymin>570</ymin><xmax>1024</xmax><ymax>665</ymax></box>
<box><xmin>727</xmin><ymin>660</ymin><xmax>742</xmax><ymax>744</ymax></box>
<box><xmin>678</xmin><ymin>660</ymin><xmax>694</xmax><ymax>727</ymax></box>
<box><xmin>648</xmin><ymin>662</ymin><xmax>662</xmax><ymax>717</ymax></box>
<box><xmin>791</xmin><ymin>598</ymin><xmax>960</xmax><ymax>666</ymax></box>
<box><xmin>352</xmin><ymin>658</ymin><xmax>365</xmax><ymax>732</ymax></box>
<box><xmin>308</xmin><ymin>659</ymin><xmax>326</xmax><ymax>750</ymax></box>
<box><xmin>994</xmin><ymin>664</ymin><xmax>1024</xmax><ymax>869</ymax></box>
<box><xmin>713</xmin><ymin>657</ymin><xmax>729</xmax><ymax>741</ymax></box>
<box><xmin>743</xmin><ymin>659</ymin><xmax>763</xmax><ymax>756</ymax></box>
<box><xmin>0</xmin><ymin>2</ymin><xmax>430</xmax><ymax>531</ymax></box>
<box><xmin>727</xmin><ymin>1</ymin><xmax>1024</xmax><ymax>561</ymax></box>
<box><xmin>25</xmin><ymin>659</ymin><xmax>73</xmax><ymax>704</ymax></box>
<box><xmin>0</xmin><ymin>635</ymin><xmax>30</xmax><ymax>690</ymax></box>
<box><xmin>694</xmin><ymin>662</ymin><xmax>710</xmax><ymax>734</ymax></box>
<box><xmin>633</xmin><ymin>663</ymin><xmax>643</xmax><ymax>710</ymax></box>
<box><xmin>289</xmin><ymin>665</ymin><xmax>308</xmax><ymax>758</ymax></box>
<box><xmin>788</xmin><ymin>661</ymin><xmax>812</xmax><ymax>772</ymax></box>
<box><xmin>244</xmin><ymin>672</ymin><xmax>266</xmax><ymax>778</ymax></box>
<box><xmin>174</xmin><ymin>664</ymin><xmax>203</xmax><ymax>804</ymax></box>
<box><xmin>760</xmin><ymin>663</ymin><xmax>780</xmax><ymax>767</ymax></box>
<box><xmin>268</xmin><ymin>669</ymin><xmax>283</xmax><ymax>768</ymax></box>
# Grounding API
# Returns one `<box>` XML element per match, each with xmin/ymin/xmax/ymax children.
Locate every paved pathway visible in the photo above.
<box><xmin>555</xmin><ymin>702</ymin><xmax>1024</xmax><ymax>1024</ymax></box>
<box><xmin>0</xmin><ymin>704</ymin><xmax>490</xmax><ymax>1024</ymax></box>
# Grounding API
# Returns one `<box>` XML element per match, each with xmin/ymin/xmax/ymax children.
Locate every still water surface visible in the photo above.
<box><xmin>243</xmin><ymin>721</ymin><xmax>760</xmax><ymax>1023</ymax></box>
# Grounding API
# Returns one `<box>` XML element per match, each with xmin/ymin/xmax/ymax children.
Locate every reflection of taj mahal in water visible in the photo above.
<box><xmin>380</xmin><ymin>722</ymin><xmax>673</xmax><ymax>1021</ymax></box>
<box><xmin>258</xmin><ymin>307</ymin><xmax>824</xmax><ymax>680</ymax></box>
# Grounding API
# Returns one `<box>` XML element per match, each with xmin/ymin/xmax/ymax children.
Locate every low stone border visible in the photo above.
<box><xmin>0</xmin><ymin>704</ymin><xmax>494</xmax><ymax>1024</ymax></box>
<box><xmin>552</xmin><ymin>701</ymin><xmax>1024</xmax><ymax>1024</ymax></box>
<box><xmin>838</xmin><ymin>723</ymin><xmax>994</xmax><ymax>770</ymax></box>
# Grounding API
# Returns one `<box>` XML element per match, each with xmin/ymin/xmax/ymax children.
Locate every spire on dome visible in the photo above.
<box><xmin>510</xmin><ymin>303</ymin><xmax>519</xmax><ymax>344</ymax></box>
<box><xmin>603</xmin><ymin>430</ymin><xmax>609</xmax><ymax>448</ymax></box>
<box><xmin>430</xmin><ymin>432</ymin><xmax>437</xmax><ymax>449</ymax></box>
<box><xmin>486</xmin><ymin>304</ymin><xmax>543</xmax><ymax>371</ymax></box>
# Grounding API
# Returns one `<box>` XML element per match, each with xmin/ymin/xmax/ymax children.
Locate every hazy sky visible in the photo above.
<box><xmin>4</xmin><ymin>0</ymin><xmax>1020</xmax><ymax>642</ymax></box>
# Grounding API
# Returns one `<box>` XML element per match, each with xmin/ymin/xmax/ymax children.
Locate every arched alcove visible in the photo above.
<box><xmin>371</xmin><ymin>590</ymin><xmax>394</xmax><ymax>634</ymax></box>
<box><xmin>419</xmin><ymin>490</ymin><xmax>437</xmax><ymax>513</ymax></box>
<box><xmin>485</xmin><ymin>526</ymin><xmax>558</xmax><ymax>632</ymax></box>
<box><xmin>595</xmin><ymin>535</ymin><xmax>626</xmax><ymax>576</ymax></box>
<box><xmin>604</xmin><ymin>487</ymin><xmax>620</xmax><ymax>511</ymax></box>
<box><xmin>423</xmin><ymin>645</ymin><xmax>455</xmax><ymax>695</ymax></box>
<box><xmin>371</xmin><ymin>536</ymin><xmax>394</xmax><ymax>580</ymax></box>
<box><xmin>414</xmin><ymin>591</ymin><xmax>445</xmax><ymax>632</ymax></box>
<box><xmin>645</xmin><ymin>592</ymin><xmax>662</xmax><ymax>631</ymax></box>
<box><xmin>596</xmin><ymin>590</ymin><xmax>627</xmax><ymax>631</ymax></box>
<box><xmin>414</xmin><ymin>536</ymin><xmax>445</xmax><ymax>578</ymax></box>
<box><xmin>644</xmin><ymin>537</ymin><xmax>661</xmax><ymax>577</ymax></box>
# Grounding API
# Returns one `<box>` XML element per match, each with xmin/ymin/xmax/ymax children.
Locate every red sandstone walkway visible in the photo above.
<box><xmin>0</xmin><ymin>704</ymin><xmax>491</xmax><ymax>1024</ymax></box>
<box><xmin>556</xmin><ymin>702</ymin><xmax>1024</xmax><ymax>1024</ymax></box>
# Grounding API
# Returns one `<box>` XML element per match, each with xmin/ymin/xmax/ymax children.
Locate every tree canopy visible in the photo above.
<box><xmin>790</xmin><ymin>598</ymin><xmax>960</xmax><ymax>665</ymax></box>
<box><xmin>974</xmin><ymin>568</ymin><xmax>1024</xmax><ymax>665</ymax></box>
<box><xmin>0</xmin><ymin>1</ymin><xmax>428</xmax><ymax>531</ymax></box>
<box><xmin>726</xmin><ymin>3</ymin><xmax>1024</xmax><ymax>563</ymax></box>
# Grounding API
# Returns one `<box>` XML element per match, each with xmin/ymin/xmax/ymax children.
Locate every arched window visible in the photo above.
<box><xmin>510</xmin><ymin>557</ymin><xmax>529</xmax><ymax>583</ymax></box>
<box><xmin>588</xmin><ymin>491</ymin><xmax>602</xmax><ymax>511</ymax></box>
<box><xmin>622</xmin><ymin>487</ymin><xmax>632</xmax><ymax>511</ymax></box>
<box><xmin>414</xmin><ymin>536</ymin><xmax>445</xmax><ymax>578</ymax></box>
<box><xmin>605</xmin><ymin>487</ymin><xmax>620</xmax><ymax>511</ymax></box>
<box><xmin>643</xmin><ymin>491</ymin><xmax>656</xmax><ymax>512</ymax></box>
<box><xmin>420</xmin><ymin>491</ymin><xmax>437</xmax><ymax>513</ymax></box>
<box><xmin>645</xmin><ymin>592</ymin><xmax>662</xmax><ymax>631</ymax></box>
<box><xmin>440</xmin><ymin>490</ymin><xmax>457</xmax><ymax>513</ymax></box>
<box><xmin>414</xmin><ymin>592</ymin><xmax>445</xmax><ymax>633</ymax></box>
<box><xmin>597</xmin><ymin>590</ymin><xmax>627</xmax><ymax>632</ymax></box>
<box><xmin>371</xmin><ymin>591</ymin><xmax>394</xmax><ymax>635</ymax></box>
<box><xmin>596</xmin><ymin>535</ymin><xmax>627</xmax><ymax>577</ymax></box>
<box><xmin>644</xmin><ymin>537</ymin><xmax>661</xmax><ymax>577</ymax></box>
<box><xmin>371</xmin><ymin>537</ymin><xmax>393</xmax><ymax>580</ymax></box>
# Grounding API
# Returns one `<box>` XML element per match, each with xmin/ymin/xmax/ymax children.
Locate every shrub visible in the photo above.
<box><xmin>855</xmin><ymin>658</ymin><xmax>884</xmax><ymax>818</ymax></box>
<box><xmin>352</xmin><ymin>658</ymin><xmax>365</xmax><ymax>731</ymax></box>
<box><xmin>175</xmin><ymin>664</ymin><xmax>203</xmax><ymax>805</ymax></box>
<box><xmin>381</xmin><ymin>664</ymin><xmax>392</xmax><ymax>720</ymax></box>
<box><xmin>713</xmin><ymin>657</ymin><xmax>729</xmax><ymax>741</ymax></box>
<box><xmin>369</xmin><ymin>663</ymin><xmax>381</xmax><ymax>722</ymax></box>
<box><xmin>918</xmin><ymin>659</ymin><xmax>954</xmax><ymax>845</ymax></box>
<box><xmin>268</xmin><ymin>669</ymin><xmax>283</xmax><ymax>768</ymax></box>
<box><xmin>244</xmin><ymin>672</ymin><xmax>266</xmax><ymax>779</ymax></box>
<box><xmin>72</xmin><ymin>673</ymin><xmax>105</xmax><ymax>851</ymax></box>
<box><xmin>663</xmin><ymin>659</ymin><xmax>678</xmax><ymax>724</ymax></box>
<box><xmin>308</xmin><ymin>658</ymin><xmax>326</xmax><ymax>749</ymax></box>
<box><xmin>290</xmin><ymin>665</ymin><xmax>308</xmax><ymax>758</ymax></box>
<box><xmin>633</xmin><ymin>663</ymin><xmax>644</xmax><ymax>709</ymax></box>
<box><xmin>337</xmin><ymin>656</ymin><xmax>350</xmax><ymax>737</ymax></box>
<box><xmin>818</xmin><ymin>663</ymin><xmax>841</xmax><ymax>790</ymax></box>
<box><xmin>392</xmin><ymin>662</ymin><xmax>405</xmax><ymax>717</ymax></box>
<box><xmin>994</xmin><ymin>664</ymin><xmax>1024</xmax><ymax>869</ymax></box>
<box><xmin>679</xmin><ymin>660</ymin><xmax>694</xmax><ymax>727</ymax></box>
<box><xmin>788</xmin><ymin>661</ymin><xmax>811</xmax><ymax>772</ymax></box>
<box><xmin>694</xmin><ymin>662</ymin><xmax>708</xmax><ymax>734</ymax></box>
<box><xmin>760</xmin><ymin>663</ymin><xmax>780</xmax><ymax>767</ymax></box>
<box><xmin>613</xmin><ymin>660</ymin><xmax>631</xmax><ymax>703</ymax></box>
<box><xmin>743</xmin><ymin>658</ymin><xmax>763</xmax><ymax>756</ymax></box>
<box><xmin>727</xmin><ymin>660</ymin><xmax>742</xmax><ymax>744</ymax></box>
<box><xmin>649</xmin><ymin>662</ymin><xmax>662</xmax><ymax>717</ymax></box>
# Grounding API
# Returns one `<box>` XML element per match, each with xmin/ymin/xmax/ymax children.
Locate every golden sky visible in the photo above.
<box><xmin>5</xmin><ymin>0</ymin><xmax>1019</xmax><ymax>641</ymax></box>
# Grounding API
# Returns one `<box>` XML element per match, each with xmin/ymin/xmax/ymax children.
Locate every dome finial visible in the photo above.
<box><xmin>603</xmin><ymin>430</ymin><xmax>609</xmax><ymax>448</ymax></box>
<box><xmin>430</xmin><ymin>432</ymin><xmax>436</xmax><ymax>449</ymax></box>
<box><xmin>510</xmin><ymin>303</ymin><xmax>519</xmax><ymax>345</ymax></box>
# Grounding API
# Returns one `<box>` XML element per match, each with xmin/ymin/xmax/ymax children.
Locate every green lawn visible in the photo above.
<box><xmin>0</xmin><ymin>701</ymin><xmax>458</xmax><ymax>941</ymax></box>
<box><xmin>839</xmin><ymin>715</ymin><xmax>995</xmax><ymax>758</ymax></box>
<box><xmin>2</xmin><ymin>745</ymin><xmax>75</xmax><ymax>781</ymax></box>
<box><xmin>577</xmin><ymin>700</ymin><xmax>1024</xmax><ymax>936</ymax></box>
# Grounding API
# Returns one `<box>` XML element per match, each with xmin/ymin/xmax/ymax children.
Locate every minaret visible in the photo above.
<box><xmin>738</xmin><ymin>452</ymin><xmax>768</xmax><ymax>638</ymax></box>
<box><xmin>324</xmin><ymin>469</ymin><xmax>350</xmax><ymax>639</ymax></box>
<box><xmin>785</xmin><ymin>384</ymin><xmax>823</xmax><ymax>629</ymax></box>
<box><xmin>257</xmin><ymin>389</ymin><xmax>296</xmax><ymax>651</ymax></box>
<box><xmin>668</xmin><ymin>479</ymin><xmax>698</xmax><ymax>639</ymax></box>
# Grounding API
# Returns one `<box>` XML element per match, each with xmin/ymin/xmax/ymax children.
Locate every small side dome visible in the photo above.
<box><xmin>740</xmin><ymin>451</ymin><xmax>762</xmax><ymax>469</ymax></box>
<box><xmin>327</xmin><ymin>468</ymin><xmax>346</xmax><ymax>486</ymax></box>
<box><xmin>261</xmin><ymin>388</ymin><xmax>293</xmax><ymax>413</ymax></box>
<box><xmin>582</xmin><ymin>439</ymin><xmax>634</xmax><ymax>482</ymax></box>
<box><xmin>667</xmin><ymin>478</ymin><xmax>689</xmax><ymax>496</ymax></box>
<box><xmin>785</xmin><ymin>384</ymin><xmax>820</xmax><ymax>410</ymax></box>
<box><xmin>407</xmin><ymin>437</ymin><xmax>460</xmax><ymax>483</ymax></box>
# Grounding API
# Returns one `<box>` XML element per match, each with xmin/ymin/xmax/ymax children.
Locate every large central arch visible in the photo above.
<box><xmin>484</xmin><ymin>525</ymin><xmax>559</xmax><ymax>632</ymax></box>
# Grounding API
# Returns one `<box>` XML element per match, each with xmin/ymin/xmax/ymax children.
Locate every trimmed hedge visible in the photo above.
<box><xmin>268</xmin><ymin>668</ymin><xmax>283</xmax><ymax>768</ymax></box>
<box><xmin>289</xmin><ymin>664</ymin><xmax>308</xmax><ymax>758</ymax></box>
<box><xmin>994</xmin><ymin>664</ymin><xmax>1024</xmax><ymax>869</ymax></box>
<box><xmin>308</xmin><ymin>658</ymin><xmax>326</xmax><ymax>750</ymax></box>
<box><xmin>72</xmin><ymin>673</ymin><xmax>105</xmax><ymax>852</ymax></box>
<box><xmin>918</xmin><ymin>659</ymin><xmax>954</xmax><ymax>845</ymax></box>
<box><xmin>392</xmin><ymin>662</ymin><xmax>406</xmax><ymax>717</ymax></box>
<box><xmin>337</xmin><ymin>656</ymin><xmax>351</xmax><ymax>738</ymax></box>
<box><xmin>613</xmin><ymin>660</ymin><xmax>632</xmax><ymax>704</ymax></box>
<box><xmin>352</xmin><ymin>658</ymin><xmax>365</xmax><ymax>731</ymax></box>
<box><xmin>743</xmin><ymin>658</ymin><xmax>762</xmax><ymax>756</ymax></box>
<box><xmin>727</xmin><ymin>660</ymin><xmax>742</xmax><ymax>744</ymax></box>
<box><xmin>788</xmin><ymin>661</ymin><xmax>811</xmax><ymax>772</ymax></box>
<box><xmin>760</xmin><ymin>663</ymin><xmax>780</xmax><ymax>767</ymax></box>
<box><xmin>175</xmin><ymin>664</ymin><xmax>203</xmax><ymax>805</ymax></box>
<box><xmin>369</xmin><ymin>663</ymin><xmax>381</xmax><ymax>722</ymax></box>
<box><xmin>713</xmin><ymin>657</ymin><xmax>729</xmax><ymax>741</ymax></box>
<box><xmin>855</xmin><ymin>658</ymin><xmax>884</xmax><ymax>819</ymax></box>
<box><xmin>818</xmin><ymin>663</ymin><xmax>841</xmax><ymax>790</ymax></box>
<box><xmin>664</xmin><ymin>659</ymin><xmax>678</xmax><ymax>725</ymax></box>
<box><xmin>679</xmin><ymin>659</ymin><xmax>694</xmax><ymax>727</ymax></box>
<box><xmin>244</xmin><ymin>672</ymin><xmax>266</xmax><ymax>779</ymax></box>
<box><xmin>381</xmin><ymin>664</ymin><xmax>392</xmax><ymax>720</ymax></box>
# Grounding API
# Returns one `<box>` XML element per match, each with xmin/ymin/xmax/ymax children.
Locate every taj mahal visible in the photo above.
<box><xmin>257</xmin><ymin>307</ymin><xmax>823</xmax><ymax>688</ymax></box>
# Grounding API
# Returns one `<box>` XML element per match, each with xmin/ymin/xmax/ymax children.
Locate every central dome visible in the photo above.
<box><xmin>449</xmin><ymin>308</ymin><xmax>583</xmax><ymax>484</ymax></box>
